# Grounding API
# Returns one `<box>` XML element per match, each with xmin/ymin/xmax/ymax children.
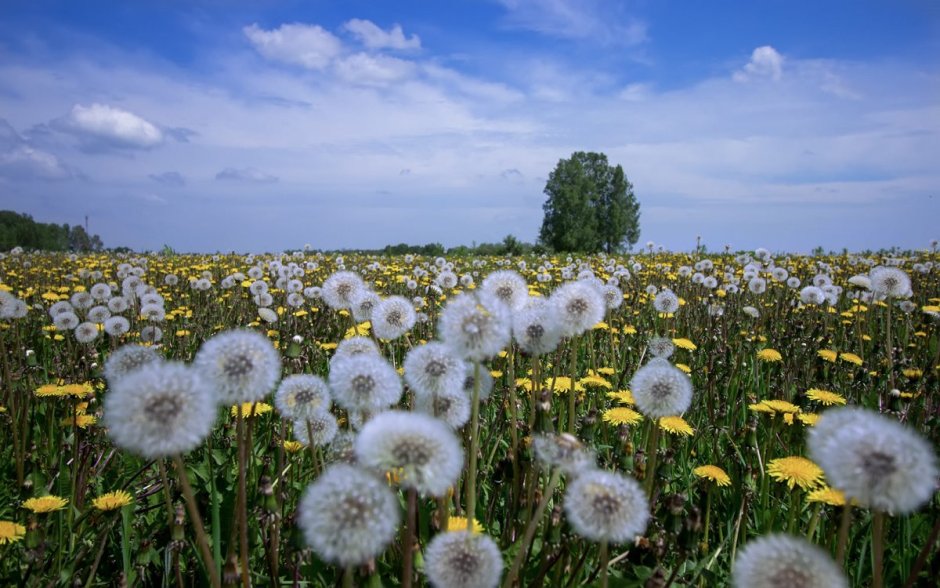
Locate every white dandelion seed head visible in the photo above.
<box><xmin>140</xmin><ymin>325</ymin><xmax>163</xmax><ymax>343</ymax></box>
<box><xmin>512</xmin><ymin>296</ymin><xmax>563</xmax><ymax>356</ymax></box>
<box><xmin>424</xmin><ymin>531</ymin><xmax>504</xmax><ymax>588</ymax></box>
<box><xmin>532</xmin><ymin>433</ymin><xmax>595</xmax><ymax>475</ymax></box>
<box><xmin>104</xmin><ymin>362</ymin><xmax>217</xmax><ymax>459</ymax></box>
<box><xmin>195</xmin><ymin>329</ymin><xmax>281</xmax><ymax>404</ymax></box>
<box><xmin>480</xmin><ymin>270</ymin><xmax>529</xmax><ymax>311</ymax></box>
<box><xmin>355</xmin><ymin>410</ymin><xmax>464</xmax><ymax>497</ymax></box>
<box><xmin>140</xmin><ymin>303</ymin><xmax>165</xmax><ymax>322</ymax></box>
<box><xmin>748</xmin><ymin>277</ymin><xmax>767</xmax><ymax>295</ymax></box>
<box><xmin>812</xmin><ymin>273</ymin><xmax>833</xmax><ymax>288</ymax></box>
<box><xmin>54</xmin><ymin>311</ymin><xmax>80</xmax><ymax>331</ymax></box>
<box><xmin>415</xmin><ymin>386</ymin><xmax>471</xmax><ymax>429</ymax></box>
<box><xmin>275</xmin><ymin>374</ymin><xmax>331</xmax><ymax>420</ymax></box>
<box><xmin>404</xmin><ymin>342</ymin><xmax>467</xmax><ymax>399</ymax></box>
<box><xmin>104</xmin><ymin>343</ymin><xmax>161</xmax><ymax>386</ymax></box>
<box><xmin>48</xmin><ymin>300</ymin><xmax>75</xmax><ymax>318</ymax></box>
<box><xmin>551</xmin><ymin>281</ymin><xmax>606</xmax><ymax>338</ymax></box>
<box><xmin>103</xmin><ymin>316</ymin><xmax>131</xmax><ymax>337</ymax></box>
<box><xmin>647</xmin><ymin>336</ymin><xmax>675</xmax><ymax>359</ymax></box>
<box><xmin>742</xmin><ymin>305</ymin><xmax>760</xmax><ymax>318</ymax></box>
<box><xmin>328</xmin><ymin>353</ymin><xmax>402</xmax><ymax>412</ymax></box>
<box><xmin>321</xmin><ymin>271</ymin><xmax>365</xmax><ymax>310</ymax></box>
<box><xmin>869</xmin><ymin>266</ymin><xmax>912</xmax><ymax>299</ymax></box>
<box><xmin>257</xmin><ymin>307</ymin><xmax>278</xmax><ymax>324</ymax></box>
<box><xmin>732</xmin><ymin>533</ymin><xmax>848</xmax><ymax>588</ymax></box>
<box><xmin>371</xmin><ymin>295</ymin><xmax>417</xmax><ymax>340</ymax></box>
<box><xmin>74</xmin><ymin>321</ymin><xmax>99</xmax><ymax>344</ymax></box>
<box><xmin>331</xmin><ymin>336</ymin><xmax>381</xmax><ymax>367</ymax></box>
<box><xmin>438</xmin><ymin>292</ymin><xmax>511</xmax><ymax>362</ymax></box>
<box><xmin>808</xmin><ymin>407</ymin><xmax>938</xmax><ymax>514</ymax></box>
<box><xmin>564</xmin><ymin>469</ymin><xmax>649</xmax><ymax>544</ymax></box>
<box><xmin>601</xmin><ymin>284</ymin><xmax>623</xmax><ymax>310</ymax></box>
<box><xmin>107</xmin><ymin>296</ymin><xmax>129</xmax><ymax>314</ymax></box>
<box><xmin>89</xmin><ymin>282</ymin><xmax>112</xmax><ymax>301</ymax></box>
<box><xmin>652</xmin><ymin>289</ymin><xmax>680</xmax><ymax>314</ymax></box>
<box><xmin>629</xmin><ymin>358</ymin><xmax>693</xmax><ymax>418</ymax></box>
<box><xmin>297</xmin><ymin>463</ymin><xmax>400</xmax><ymax>567</ymax></box>
<box><xmin>293</xmin><ymin>412</ymin><xmax>339</xmax><ymax>447</ymax></box>
<box><xmin>70</xmin><ymin>291</ymin><xmax>93</xmax><ymax>310</ymax></box>
<box><xmin>462</xmin><ymin>361</ymin><xmax>494</xmax><ymax>402</ymax></box>
<box><xmin>351</xmin><ymin>289</ymin><xmax>381</xmax><ymax>323</ymax></box>
<box><xmin>799</xmin><ymin>286</ymin><xmax>826</xmax><ymax>306</ymax></box>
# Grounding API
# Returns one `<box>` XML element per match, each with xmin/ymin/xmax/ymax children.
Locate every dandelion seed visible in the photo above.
<box><xmin>424</xmin><ymin>530</ymin><xmax>503</xmax><ymax>588</ymax></box>
<box><xmin>371</xmin><ymin>295</ymin><xmax>417</xmax><ymax>340</ymax></box>
<box><xmin>732</xmin><ymin>533</ymin><xmax>847</xmax><ymax>588</ymax></box>
<box><xmin>629</xmin><ymin>359</ymin><xmax>693</xmax><ymax>419</ymax></box>
<box><xmin>355</xmin><ymin>410</ymin><xmax>464</xmax><ymax>497</ymax></box>
<box><xmin>552</xmin><ymin>280</ymin><xmax>606</xmax><ymax>337</ymax></box>
<box><xmin>329</xmin><ymin>354</ymin><xmax>402</xmax><ymax>413</ymax></box>
<box><xmin>480</xmin><ymin>270</ymin><xmax>529</xmax><ymax>311</ymax></box>
<box><xmin>103</xmin><ymin>344</ymin><xmax>161</xmax><ymax>387</ymax></box>
<box><xmin>195</xmin><ymin>329</ymin><xmax>281</xmax><ymax>404</ymax></box>
<box><xmin>532</xmin><ymin>432</ymin><xmax>595</xmax><ymax>475</ymax></box>
<box><xmin>512</xmin><ymin>296</ymin><xmax>563</xmax><ymax>356</ymax></box>
<box><xmin>274</xmin><ymin>374</ymin><xmax>331</xmax><ymax>420</ymax></box>
<box><xmin>293</xmin><ymin>412</ymin><xmax>339</xmax><ymax>447</ymax></box>
<box><xmin>653</xmin><ymin>289</ymin><xmax>680</xmax><ymax>314</ymax></box>
<box><xmin>870</xmin><ymin>266</ymin><xmax>912</xmax><ymax>299</ymax></box>
<box><xmin>564</xmin><ymin>469</ymin><xmax>649</xmax><ymax>544</ymax></box>
<box><xmin>438</xmin><ymin>292</ymin><xmax>511</xmax><ymax>362</ymax></box>
<box><xmin>104</xmin><ymin>362</ymin><xmax>217</xmax><ymax>459</ymax></box>
<box><xmin>297</xmin><ymin>463</ymin><xmax>399</xmax><ymax>567</ymax></box>
<box><xmin>647</xmin><ymin>336</ymin><xmax>676</xmax><ymax>358</ymax></box>
<box><xmin>415</xmin><ymin>386</ymin><xmax>471</xmax><ymax>429</ymax></box>
<box><xmin>808</xmin><ymin>407</ymin><xmax>938</xmax><ymax>514</ymax></box>
<box><xmin>321</xmin><ymin>271</ymin><xmax>365</xmax><ymax>311</ymax></box>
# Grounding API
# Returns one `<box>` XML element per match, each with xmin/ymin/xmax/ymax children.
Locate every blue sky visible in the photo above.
<box><xmin>1</xmin><ymin>0</ymin><xmax>938</xmax><ymax>253</ymax></box>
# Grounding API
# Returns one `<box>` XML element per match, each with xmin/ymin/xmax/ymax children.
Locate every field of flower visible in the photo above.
<box><xmin>0</xmin><ymin>247</ymin><xmax>937</xmax><ymax>587</ymax></box>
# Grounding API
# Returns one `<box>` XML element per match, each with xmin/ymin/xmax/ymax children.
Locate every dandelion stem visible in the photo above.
<box><xmin>236</xmin><ymin>408</ymin><xmax>251</xmax><ymax>588</ymax></box>
<box><xmin>645</xmin><ymin>422</ymin><xmax>661</xmax><ymax>497</ymax></box>
<box><xmin>502</xmin><ymin>468</ymin><xmax>563</xmax><ymax>588</ymax></box>
<box><xmin>872</xmin><ymin>510</ymin><xmax>885</xmax><ymax>588</ymax></box>
<box><xmin>343</xmin><ymin>566</ymin><xmax>354</xmax><ymax>588</ymax></box>
<box><xmin>835</xmin><ymin>504</ymin><xmax>853</xmax><ymax>566</ymax></box>
<box><xmin>599</xmin><ymin>539</ymin><xmax>610</xmax><ymax>588</ymax></box>
<box><xmin>567</xmin><ymin>336</ymin><xmax>578</xmax><ymax>433</ymax></box>
<box><xmin>172</xmin><ymin>454</ymin><xmax>222</xmax><ymax>588</ymax></box>
<box><xmin>402</xmin><ymin>487</ymin><xmax>417</xmax><ymax>588</ymax></box>
<box><xmin>466</xmin><ymin>362</ymin><xmax>482</xmax><ymax>531</ymax></box>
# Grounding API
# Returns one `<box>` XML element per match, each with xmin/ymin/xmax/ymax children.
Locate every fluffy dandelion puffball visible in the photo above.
<box><xmin>564</xmin><ymin>469</ymin><xmax>649</xmax><ymax>544</ymax></box>
<box><xmin>647</xmin><ymin>336</ymin><xmax>675</xmax><ymax>359</ymax></box>
<box><xmin>652</xmin><ymin>289</ymin><xmax>680</xmax><ymax>314</ymax></box>
<box><xmin>195</xmin><ymin>329</ymin><xmax>281</xmax><ymax>404</ymax></box>
<box><xmin>415</xmin><ymin>386</ymin><xmax>471</xmax><ymax>429</ymax></box>
<box><xmin>732</xmin><ymin>533</ymin><xmax>847</xmax><ymax>588</ymax></box>
<box><xmin>438</xmin><ymin>292</ymin><xmax>511</xmax><ymax>362</ymax></box>
<box><xmin>104</xmin><ymin>362</ymin><xmax>217</xmax><ymax>458</ymax></box>
<box><xmin>424</xmin><ymin>530</ymin><xmax>503</xmax><ymax>588</ymax></box>
<box><xmin>293</xmin><ymin>412</ymin><xmax>339</xmax><ymax>447</ymax></box>
<box><xmin>629</xmin><ymin>358</ymin><xmax>693</xmax><ymax>419</ymax></box>
<box><xmin>462</xmin><ymin>361</ymin><xmax>494</xmax><ymax>402</ymax></box>
<box><xmin>532</xmin><ymin>433</ymin><xmax>595</xmax><ymax>475</ymax></box>
<box><xmin>321</xmin><ymin>270</ymin><xmax>366</xmax><ymax>310</ymax></box>
<box><xmin>404</xmin><ymin>342</ymin><xmax>467</xmax><ymax>399</ymax></box>
<box><xmin>808</xmin><ymin>406</ymin><xmax>938</xmax><ymax>514</ymax></box>
<box><xmin>355</xmin><ymin>410</ymin><xmax>464</xmax><ymax>497</ymax></box>
<box><xmin>274</xmin><ymin>374</ymin><xmax>331</xmax><ymax>420</ymax></box>
<box><xmin>103</xmin><ymin>344</ymin><xmax>162</xmax><ymax>387</ymax></box>
<box><xmin>297</xmin><ymin>464</ymin><xmax>399</xmax><ymax>567</ymax></box>
<box><xmin>869</xmin><ymin>266</ymin><xmax>912</xmax><ymax>299</ymax></box>
<box><xmin>480</xmin><ymin>269</ymin><xmax>529</xmax><ymax>311</ymax></box>
<box><xmin>550</xmin><ymin>280</ymin><xmax>606</xmax><ymax>337</ymax></box>
<box><xmin>511</xmin><ymin>296</ymin><xmax>563</xmax><ymax>356</ymax></box>
<box><xmin>371</xmin><ymin>295</ymin><xmax>417</xmax><ymax>340</ymax></box>
<box><xmin>328</xmin><ymin>354</ymin><xmax>402</xmax><ymax>413</ymax></box>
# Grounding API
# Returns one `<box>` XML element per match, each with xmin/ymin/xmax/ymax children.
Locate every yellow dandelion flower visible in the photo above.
<box><xmin>805</xmin><ymin>389</ymin><xmax>846</xmax><ymax>406</ymax></box>
<box><xmin>489</xmin><ymin>370</ymin><xmax>503</xmax><ymax>378</ymax></box>
<box><xmin>318</xmin><ymin>342</ymin><xmax>338</xmax><ymax>350</ymax></box>
<box><xmin>748</xmin><ymin>402</ymin><xmax>776</xmax><ymax>414</ymax></box>
<box><xmin>622</xmin><ymin>325</ymin><xmax>637</xmax><ymax>335</ymax></box>
<box><xmin>22</xmin><ymin>495</ymin><xmax>69</xmax><ymax>514</ymax></box>
<box><xmin>344</xmin><ymin>321</ymin><xmax>371</xmax><ymax>339</ymax></box>
<box><xmin>659</xmin><ymin>416</ymin><xmax>695</xmax><ymax>436</ymax></box>
<box><xmin>578</xmin><ymin>375</ymin><xmax>612</xmax><ymax>389</ymax></box>
<box><xmin>839</xmin><ymin>352</ymin><xmax>863</xmax><ymax>366</ymax></box>
<box><xmin>515</xmin><ymin>378</ymin><xmax>533</xmax><ymax>391</ymax></box>
<box><xmin>230</xmin><ymin>402</ymin><xmax>273</xmax><ymax>417</ymax></box>
<box><xmin>807</xmin><ymin>486</ymin><xmax>846</xmax><ymax>506</ymax></box>
<box><xmin>545</xmin><ymin>376</ymin><xmax>584</xmax><ymax>395</ymax></box>
<box><xmin>693</xmin><ymin>465</ymin><xmax>731</xmax><ymax>487</ymax></box>
<box><xmin>902</xmin><ymin>368</ymin><xmax>922</xmax><ymax>379</ymax></box>
<box><xmin>757</xmin><ymin>348</ymin><xmax>783</xmax><ymax>362</ymax></box>
<box><xmin>0</xmin><ymin>521</ymin><xmax>26</xmax><ymax>545</ymax></box>
<box><xmin>761</xmin><ymin>400</ymin><xmax>801</xmax><ymax>414</ymax></box>
<box><xmin>766</xmin><ymin>457</ymin><xmax>824</xmax><ymax>490</ymax></box>
<box><xmin>797</xmin><ymin>413</ymin><xmax>820</xmax><ymax>426</ymax></box>
<box><xmin>61</xmin><ymin>414</ymin><xmax>97</xmax><ymax>428</ymax></box>
<box><xmin>35</xmin><ymin>384</ymin><xmax>63</xmax><ymax>397</ymax></box>
<box><xmin>92</xmin><ymin>490</ymin><xmax>134</xmax><ymax>511</ymax></box>
<box><xmin>675</xmin><ymin>363</ymin><xmax>692</xmax><ymax>374</ymax></box>
<box><xmin>447</xmin><ymin>516</ymin><xmax>484</xmax><ymax>534</ymax></box>
<box><xmin>817</xmin><ymin>349</ymin><xmax>838</xmax><ymax>363</ymax></box>
<box><xmin>593</xmin><ymin>367</ymin><xmax>616</xmax><ymax>376</ymax></box>
<box><xmin>783</xmin><ymin>413</ymin><xmax>795</xmax><ymax>426</ymax></box>
<box><xmin>672</xmin><ymin>338</ymin><xmax>697</xmax><ymax>351</ymax></box>
<box><xmin>282</xmin><ymin>440</ymin><xmax>304</xmax><ymax>453</ymax></box>
<box><xmin>607</xmin><ymin>389</ymin><xmax>635</xmax><ymax>405</ymax></box>
<box><xmin>603</xmin><ymin>407</ymin><xmax>643</xmax><ymax>426</ymax></box>
<box><xmin>59</xmin><ymin>383</ymin><xmax>95</xmax><ymax>397</ymax></box>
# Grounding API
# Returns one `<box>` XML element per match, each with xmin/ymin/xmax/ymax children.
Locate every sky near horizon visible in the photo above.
<box><xmin>0</xmin><ymin>0</ymin><xmax>938</xmax><ymax>253</ymax></box>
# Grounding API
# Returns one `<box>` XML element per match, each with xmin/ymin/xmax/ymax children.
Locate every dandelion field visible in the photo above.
<box><xmin>0</xmin><ymin>247</ymin><xmax>938</xmax><ymax>587</ymax></box>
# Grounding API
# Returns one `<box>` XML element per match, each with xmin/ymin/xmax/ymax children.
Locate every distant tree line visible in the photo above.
<box><xmin>0</xmin><ymin>210</ymin><xmax>104</xmax><ymax>252</ymax></box>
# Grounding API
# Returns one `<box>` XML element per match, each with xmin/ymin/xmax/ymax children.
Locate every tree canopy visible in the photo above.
<box><xmin>0</xmin><ymin>211</ymin><xmax>104</xmax><ymax>252</ymax></box>
<box><xmin>538</xmin><ymin>152</ymin><xmax>640</xmax><ymax>253</ymax></box>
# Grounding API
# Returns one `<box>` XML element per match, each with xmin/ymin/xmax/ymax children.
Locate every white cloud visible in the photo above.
<box><xmin>618</xmin><ymin>82</ymin><xmax>652</xmax><ymax>102</ymax></box>
<box><xmin>215</xmin><ymin>167</ymin><xmax>279</xmax><ymax>183</ymax></box>
<box><xmin>734</xmin><ymin>46</ymin><xmax>784</xmax><ymax>82</ymax></box>
<box><xmin>496</xmin><ymin>0</ymin><xmax>647</xmax><ymax>45</ymax></box>
<box><xmin>343</xmin><ymin>19</ymin><xmax>420</xmax><ymax>50</ymax></box>
<box><xmin>334</xmin><ymin>53</ymin><xmax>417</xmax><ymax>86</ymax></box>
<box><xmin>53</xmin><ymin>103</ymin><xmax>163</xmax><ymax>150</ymax></box>
<box><xmin>0</xmin><ymin>119</ymin><xmax>73</xmax><ymax>180</ymax></box>
<box><xmin>244</xmin><ymin>23</ymin><xmax>342</xmax><ymax>70</ymax></box>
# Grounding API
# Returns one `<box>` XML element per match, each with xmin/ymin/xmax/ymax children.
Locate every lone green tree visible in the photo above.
<box><xmin>538</xmin><ymin>152</ymin><xmax>640</xmax><ymax>253</ymax></box>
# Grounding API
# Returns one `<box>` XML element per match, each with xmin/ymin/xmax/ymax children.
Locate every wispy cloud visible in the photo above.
<box><xmin>148</xmin><ymin>171</ymin><xmax>185</xmax><ymax>186</ymax></box>
<box><xmin>0</xmin><ymin>119</ymin><xmax>74</xmax><ymax>180</ymax></box>
<box><xmin>215</xmin><ymin>167</ymin><xmax>279</xmax><ymax>183</ymax></box>
<box><xmin>51</xmin><ymin>103</ymin><xmax>164</xmax><ymax>151</ymax></box>
<box><xmin>343</xmin><ymin>19</ymin><xmax>421</xmax><ymax>50</ymax></box>
<box><xmin>733</xmin><ymin>46</ymin><xmax>784</xmax><ymax>82</ymax></box>
<box><xmin>495</xmin><ymin>0</ymin><xmax>647</xmax><ymax>45</ymax></box>
<box><xmin>243</xmin><ymin>23</ymin><xmax>342</xmax><ymax>70</ymax></box>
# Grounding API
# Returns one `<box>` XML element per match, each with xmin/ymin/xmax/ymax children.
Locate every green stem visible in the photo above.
<box><xmin>466</xmin><ymin>362</ymin><xmax>482</xmax><ymax>531</ymax></box>
<box><xmin>645</xmin><ymin>423</ymin><xmax>661</xmax><ymax>497</ymax></box>
<box><xmin>502</xmin><ymin>469</ymin><xmax>563</xmax><ymax>588</ymax></box>
<box><xmin>835</xmin><ymin>505</ymin><xmax>853</xmax><ymax>567</ymax></box>
<box><xmin>403</xmin><ymin>488</ymin><xmax>417</xmax><ymax>588</ymax></box>
<box><xmin>568</xmin><ymin>337</ymin><xmax>578</xmax><ymax>433</ymax></box>
<box><xmin>121</xmin><ymin>504</ymin><xmax>135</xmax><ymax>586</ymax></box>
<box><xmin>173</xmin><ymin>454</ymin><xmax>222</xmax><ymax>588</ymax></box>
<box><xmin>599</xmin><ymin>539</ymin><xmax>610</xmax><ymax>588</ymax></box>
<box><xmin>236</xmin><ymin>409</ymin><xmax>250</xmax><ymax>588</ymax></box>
<box><xmin>872</xmin><ymin>510</ymin><xmax>885</xmax><ymax>588</ymax></box>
